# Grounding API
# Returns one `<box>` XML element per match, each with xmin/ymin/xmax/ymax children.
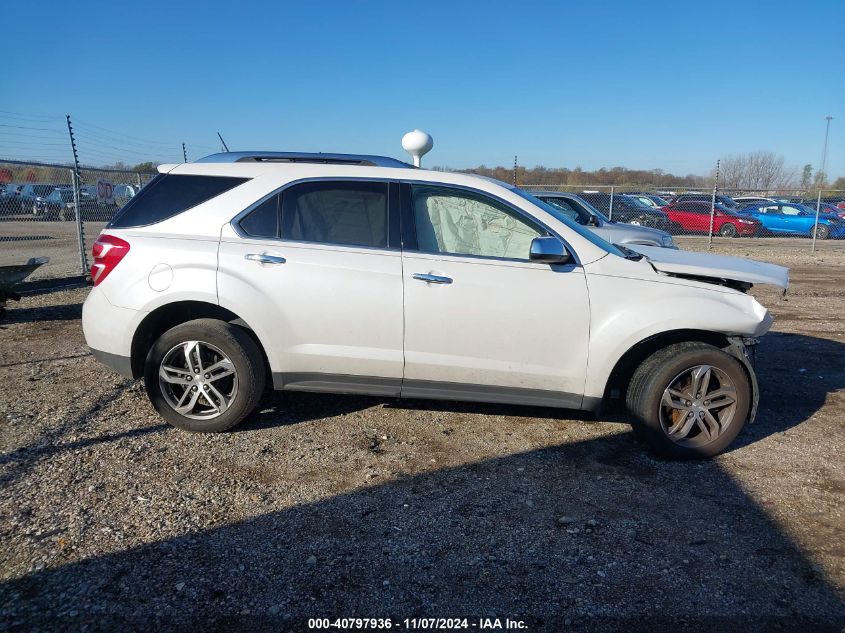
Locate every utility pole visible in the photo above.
<box><xmin>513</xmin><ymin>155</ymin><xmax>517</xmax><ymax>186</ymax></box>
<box><xmin>819</xmin><ymin>116</ymin><xmax>833</xmax><ymax>185</ymax></box>
<box><xmin>182</xmin><ymin>142</ymin><xmax>188</xmax><ymax>163</ymax></box>
<box><xmin>66</xmin><ymin>114</ymin><xmax>88</xmax><ymax>275</ymax></box>
<box><xmin>217</xmin><ymin>132</ymin><xmax>230</xmax><ymax>152</ymax></box>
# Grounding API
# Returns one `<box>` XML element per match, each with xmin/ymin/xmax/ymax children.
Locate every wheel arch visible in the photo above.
<box><xmin>601</xmin><ymin>329</ymin><xmax>732</xmax><ymax>404</ymax></box>
<box><xmin>130</xmin><ymin>301</ymin><xmax>270</xmax><ymax>379</ymax></box>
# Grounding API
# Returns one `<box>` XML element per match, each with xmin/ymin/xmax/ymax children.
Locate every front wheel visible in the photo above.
<box><xmin>626</xmin><ymin>342</ymin><xmax>750</xmax><ymax>459</ymax></box>
<box><xmin>144</xmin><ymin>318</ymin><xmax>266</xmax><ymax>432</ymax></box>
<box><xmin>813</xmin><ymin>224</ymin><xmax>830</xmax><ymax>240</ymax></box>
<box><xmin>719</xmin><ymin>223</ymin><xmax>737</xmax><ymax>237</ymax></box>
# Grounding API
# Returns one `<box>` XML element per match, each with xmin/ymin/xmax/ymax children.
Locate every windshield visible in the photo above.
<box><xmin>511</xmin><ymin>188</ymin><xmax>627</xmax><ymax>258</ymax></box>
<box><xmin>621</xmin><ymin>195</ymin><xmax>657</xmax><ymax>210</ymax></box>
<box><xmin>716</xmin><ymin>195</ymin><xmax>740</xmax><ymax>208</ymax></box>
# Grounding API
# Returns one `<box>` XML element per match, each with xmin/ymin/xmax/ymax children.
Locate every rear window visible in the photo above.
<box><xmin>108</xmin><ymin>174</ymin><xmax>248</xmax><ymax>228</ymax></box>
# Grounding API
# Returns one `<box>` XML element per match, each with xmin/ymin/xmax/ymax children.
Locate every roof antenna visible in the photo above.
<box><xmin>217</xmin><ymin>132</ymin><xmax>230</xmax><ymax>152</ymax></box>
<box><xmin>402</xmin><ymin>129</ymin><xmax>433</xmax><ymax>167</ymax></box>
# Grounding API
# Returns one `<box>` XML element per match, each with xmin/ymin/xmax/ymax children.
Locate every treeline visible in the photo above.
<box><xmin>434</xmin><ymin>164</ymin><xmax>710</xmax><ymax>188</ymax></box>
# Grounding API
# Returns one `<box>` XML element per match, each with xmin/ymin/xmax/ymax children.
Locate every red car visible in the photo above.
<box><xmin>662</xmin><ymin>201</ymin><xmax>761</xmax><ymax>237</ymax></box>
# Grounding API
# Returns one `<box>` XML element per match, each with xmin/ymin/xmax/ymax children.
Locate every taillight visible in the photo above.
<box><xmin>91</xmin><ymin>234</ymin><xmax>130</xmax><ymax>286</ymax></box>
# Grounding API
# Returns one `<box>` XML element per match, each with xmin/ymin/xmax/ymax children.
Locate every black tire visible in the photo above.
<box><xmin>626</xmin><ymin>342</ymin><xmax>750</xmax><ymax>459</ymax></box>
<box><xmin>813</xmin><ymin>224</ymin><xmax>830</xmax><ymax>240</ymax></box>
<box><xmin>719</xmin><ymin>223</ymin><xmax>737</xmax><ymax>237</ymax></box>
<box><xmin>144</xmin><ymin>318</ymin><xmax>265</xmax><ymax>432</ymax></box>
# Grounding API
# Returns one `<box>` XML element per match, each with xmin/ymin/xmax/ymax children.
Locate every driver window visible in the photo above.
<box><xmin>781</xmin><ymin>205</ymin><xmax>801</xmax><ymax>216</ymax></box>
<box><xmin>411</xmin><ymin>185</ymin><xmax>543</xmax><ymax>260</ymax></box>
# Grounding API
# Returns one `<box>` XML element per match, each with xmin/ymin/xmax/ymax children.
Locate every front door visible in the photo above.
<box><xmin>400</xmin><ymin>183</ymin><xmax>591</xmax><ymax>408</ymax></box>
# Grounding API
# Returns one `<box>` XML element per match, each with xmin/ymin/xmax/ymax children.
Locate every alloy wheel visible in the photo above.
<box><xmin>659</xmin><ymin>364</ymin><xmax>737</xmax><ymax>447</ymax></box>
<box><xmin>158</xmin><ymin>340</ymin><xmax>238</xmax><ymax>420</ymax></box>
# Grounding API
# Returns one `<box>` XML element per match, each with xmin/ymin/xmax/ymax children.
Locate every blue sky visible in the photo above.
<box><xmin>1</xmin><ymin>0</ymin><xmax>843</xmax><ymax>177</ymax></box>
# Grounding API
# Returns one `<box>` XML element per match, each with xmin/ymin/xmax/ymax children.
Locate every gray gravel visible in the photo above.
<box><xmin>0</xmin><ymin>241</ymin><xmax>843</xmax><ymax>632</ymax></box>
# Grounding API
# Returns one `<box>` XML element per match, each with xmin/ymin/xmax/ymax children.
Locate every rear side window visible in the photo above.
<box><xmin>281</xmin><ymin>181</ymin><xmax>387</xmax><ymax>248</ymax></box>
<box><xmin>108</xmin><ymin>174</ymin><xmax>248</xmax><ymax>228</ymax></box>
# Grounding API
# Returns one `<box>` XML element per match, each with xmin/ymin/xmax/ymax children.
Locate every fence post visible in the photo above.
<box><xmin>608</xmin><ymin>186</ymin><xmax>614</xmax><ymax>221</ymax></box>
<box><xmin>811</xmin><ymin>189</ymin><xmax>822</xmax><ymax>254</ymax></box>
<box><xmin>136</xmin><ymin>172</ymin><xmax>142</xmax><ymax>190</ymax></box>
<box><xmin>70</xmin><ymin>169</ymin><xmax>88</xmax><ymax>275</ymax></box>
<box><xmin>707</xmin><ymin>159</ymin><xmax>720</xmax><ymax>249</ymax></box>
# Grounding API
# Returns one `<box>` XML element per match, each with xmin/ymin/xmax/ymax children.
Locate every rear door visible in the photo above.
<box><xmin>217</xmin><ymin>179</ymin><xmax>405</xmax><ymax>395</ymax></box>
<box><xmin>399</xmin><ymin>183</ymin><xmax>590</xmax><ymax>407</ymax></box>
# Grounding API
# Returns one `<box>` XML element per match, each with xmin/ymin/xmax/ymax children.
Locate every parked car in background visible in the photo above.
<box><xmin>82</xmin><ymin>149</ymin><xmax>789</xmax><ymax>459</ymax></box>
<box><xmin>735</xmin><ymin>203</ymin><xmax>845</xmax><ymax>239</ymax></box>
<box><xmin>532</xmin><ymin>191</ymin><xmax>676</xmax><ymax>248</ymax></box>
<box><xmin>20</xmin><ymin>183</ymin><xmax>66</xmax><ymax>216</ymax></box>
<box><xmin>662</xmin><ymin>200</ymin><xmax>761</xmax><ymax>237</ymax></box>
<box><xmin>34</xmin><ymin>187</ymin><xmax>99</xmax><ymax>221</ymax></box>
<box><xmin>812</xmin><ymin>201</ymin><xmax>845</xmax><ymax>220</ymax></box>
<box><xmin>0</xmin><ymin>183</ymin><xmax>24</xmax><ymax>215</ymax></box>
<box><xmin>577</xmin><ymin>192</ymin><xmax>671</xmax><ymax>229</ymax></box>
<box><xmin>670</xmin><ymin>193</ymin><xmax>742</xmax><ymax>210</ymax></box>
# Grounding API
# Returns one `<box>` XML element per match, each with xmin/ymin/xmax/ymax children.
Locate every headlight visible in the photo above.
<box><xmin>738</xmin><ymin>219</ymin><xmax>756</xmax><ymax>224</ymax></box>
<box><xmin>661</xmin><ymin>235</ymin><xmax>675</xmax><ymax>247</ymax></box>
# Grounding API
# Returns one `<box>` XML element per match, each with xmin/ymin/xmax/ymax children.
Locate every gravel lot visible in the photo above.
<box><xmin>0</xmin><ymin>240</ymin><xmax>843</xmax><ymax>631</ymax></box>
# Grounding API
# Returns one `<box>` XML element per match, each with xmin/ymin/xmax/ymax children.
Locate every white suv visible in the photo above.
<box><xmin>82</xmin><ymin>151</ymin><xmax>788</xmax><ymax>459</ymax></box>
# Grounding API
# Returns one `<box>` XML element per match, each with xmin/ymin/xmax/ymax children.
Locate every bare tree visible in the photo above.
<box><xmin>717</xmin><ymin>152</ymin><xmax>797</xmax><ymax>190</ymax></box>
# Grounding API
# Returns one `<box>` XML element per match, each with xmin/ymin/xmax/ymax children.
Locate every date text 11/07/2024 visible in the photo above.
<box><xmin>307</xmin><ymin>618</ymin><xmax>529</xmax><ymax>630</ymax></box>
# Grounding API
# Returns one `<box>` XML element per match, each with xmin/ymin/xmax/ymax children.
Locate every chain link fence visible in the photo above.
<box><xmin>520</xmin><ymin>184</ymin><xmax>845</xmax><ymax>252</ymax></box>
<box><xmin>0</xmin><ymin>160</ymin><xmax>156</xmax><ymax>281</ymax></box>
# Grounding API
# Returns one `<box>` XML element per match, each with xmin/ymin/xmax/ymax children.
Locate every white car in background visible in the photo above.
<box><xmin>82</xmin><ymin>151</ymin><xmax>788</xmax><ymax>459</ymax></box>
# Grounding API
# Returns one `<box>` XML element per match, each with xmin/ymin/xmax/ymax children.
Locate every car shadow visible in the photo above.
<box><xmin>1</xmin><ymin>432</ymin><xmax>842</xmax><ymax>630</ymax></box>
<box><xmin>0</xmin><ymin>301</ymin><xmax>83</xmax><ymax>325</ymax></box>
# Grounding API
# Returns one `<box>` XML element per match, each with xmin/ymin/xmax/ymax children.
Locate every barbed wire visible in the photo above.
<box><xmin>0</xmin><ymin>110</ymin><xmax>223</xmax><ymax>166</ymax></box>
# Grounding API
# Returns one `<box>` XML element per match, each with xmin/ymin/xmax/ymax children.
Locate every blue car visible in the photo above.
<box><xmin>736</xmin><ymin>202</ymin><xmax>845</xmax><ymax>239</ymax></box>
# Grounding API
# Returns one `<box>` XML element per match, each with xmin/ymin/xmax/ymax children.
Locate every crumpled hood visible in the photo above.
<box><xmin>628</xmin><ymin>245</ymin><xmax>789</xmax><ymax>289</ymax></box>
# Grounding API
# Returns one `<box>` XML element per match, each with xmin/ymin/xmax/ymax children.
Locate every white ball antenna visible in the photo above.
<box><xmin>401</xmin><ymin>129</ymin><xmax>433</xmax><ymax>167</ymax></box>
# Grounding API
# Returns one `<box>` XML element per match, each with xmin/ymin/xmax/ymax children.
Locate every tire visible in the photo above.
<box><xmin>144</xmin><ymin>318</ymin><xmax>266</xmax><ymax>432</ymax></box>
<box><xmin>813</xmin><ymin>224</ymin><xmax>830</xmax><ymax>240</ymax></box>
<box><xmin>719</xmin><ymin>223</ymin><xmax>737</xmax><ymax>237</ymax></box>
<box><xmin>626</xmin><ymin>342</ymin><xmax>750</xmax><ymax>459</ymax></box>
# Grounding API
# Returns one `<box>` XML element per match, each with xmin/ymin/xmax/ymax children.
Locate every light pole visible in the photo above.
<box><xmin>819</xmin><ymin>116</ymin><xmax>833</xmax><ymax>183</ymax></box>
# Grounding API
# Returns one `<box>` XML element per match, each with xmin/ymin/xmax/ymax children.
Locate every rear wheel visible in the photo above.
<box><xmin>813</xmin><ymin>223</ymin><xmax>830</xmax><ymax>240</ymax></box>
<box><xmin>626</xmin><ymin>342</ymin><xmax>750</xmax><ymax>459</ymax></box>
<box><xmin>719</xmin><ymin>223</ymin><xmax>737</xmax><ymax>237</ymax></box>
<box><xmin>144</xmin><ymin>318</ymin><xmax>265</xmax><ymax>432</ymax></box>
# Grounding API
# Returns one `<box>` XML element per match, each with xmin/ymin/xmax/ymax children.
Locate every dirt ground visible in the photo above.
<box><xmin>0</xmin><ymin>239</ymin><xmax>842</xmax><ymax>631</ymax></box>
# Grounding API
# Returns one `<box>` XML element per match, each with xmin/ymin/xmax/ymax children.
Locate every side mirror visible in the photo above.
<box><xmin>529</xmin><ymin>236</ymin><xmax>571</xmax><ymax>264</ymax></box>
<box><xmin>586</xmin><ymin>215</ymin><xmax>599</xmax><ymax>226</ymax></box>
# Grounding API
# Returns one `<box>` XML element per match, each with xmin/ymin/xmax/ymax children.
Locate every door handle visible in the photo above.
<box><xmin>245</xmin><ymin>253</ymin><xmax>286</xmax><ymax>265</ymax></box>
<box><xmin>412</xmin><ymin>272</ymin><xmax>452</xmax><ymax>285</ymax></box>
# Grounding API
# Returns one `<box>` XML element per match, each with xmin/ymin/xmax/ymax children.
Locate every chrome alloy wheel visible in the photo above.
<box><xmin>158</xmin><ymin>341</ymin><xmax>238</xmax><ymax>420</ymax></box>
<box><xmin>659</xmin><ymin>364</ymin><xmax>737</xmax><ymax>447</ymax></box>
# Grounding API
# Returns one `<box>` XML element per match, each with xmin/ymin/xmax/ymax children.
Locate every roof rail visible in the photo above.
<box><xmin>195</xmin><ymin>151</ymin><xmax>413</xmax><ymax>168</ymax></box>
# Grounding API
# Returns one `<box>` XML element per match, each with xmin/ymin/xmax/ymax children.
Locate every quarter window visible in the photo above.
<box><xmin>411</xmin><ymin>185</ymin><xmax>543</xmax><ymax>260</ymax></box>
<box><xmin>239</xmin><ymin>194</ymin><xmax>280</xmax><ymax>238</ymax></box>
<box><xmin>281</xmin><ymin>181</ymin><xmax>387</xmax><ymax>248</ymax></box>
<box><xmin>109</xmin><ymin>174</ymin><xmax>248</xmax><ymax>228</ymax></box>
